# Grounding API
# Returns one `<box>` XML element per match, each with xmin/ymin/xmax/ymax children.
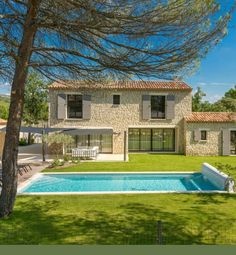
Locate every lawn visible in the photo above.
<box><xmin>0</xmin><ymin>194</ymin><xmax>236</xmax><ymax>244</ymax></box>
<box><xmin>1</xmin><ymin>154</ymin><xmax>235</xmax><ymax>244</ymax></box>
<box><xmin>44</xmin><ymin>154</ymin><xmax>236</xmax><ymax>179</ymax></box>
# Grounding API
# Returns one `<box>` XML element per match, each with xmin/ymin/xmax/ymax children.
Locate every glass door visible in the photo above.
<box><xmin>152</xmin><ymin>129</ymin><xmax>163</xmax><ymax>151</ymax></box>
<box><xmin>163</xmin><ymin>129</ymin><xmax>175</xmax><ymax>151</ymax></box>
<box><xmin>230</xmin><ymin>131</ymin><xmax>236</xmax><ymax>155</ymax></box>
<box><xmin>101</xmin><ymin>134</ymin><xmax>112</xmax><ymax>153</ymax></box>
<box><xmin>128</xmin><ymin>129</ymin><xmax>140</xmax><ymax>151</ymax></box>
<box><xmin>128</xmin><ymin>128</ymin><xmax>175</xmax><ymax>152</ymax></box>
<box><xmin>140</xmin><ymin>129</ymin><xmax>151</xmax><ymax>151</ymax></box>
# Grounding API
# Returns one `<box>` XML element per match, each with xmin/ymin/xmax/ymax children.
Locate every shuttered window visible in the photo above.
<box><xmin>82</xmin><ymin>94</ymin><xmax>91</xmax><ymax>119</ymax></box>
<box><xmin>222</xmin><ymin>129</ymin><xmax>230</xmax><ymax>156</ymax></box>
<box><xmin>57</xmin><ymin>94</ymin><xmax>66</xmax><ymax>119</ymax></box>
<box><xmin>151</xmin><ymin>95</ymin><xmax>165</xmax><ymax>119</ymax></box>
<box><xmin>67</xmin><ymin>95</ymin><xmax>83</xmax><ymax>119</ymax></box>
<box><xmin>194</xmin><ymin>129</ymin><xmax>200</xmax><ymax>142</ymax></box>
<box><xmin>142</xmin><ymin>95</ymin><xmax>151</xmax><ymax>120</ymax></box>
<box><xmin>166</xmin><ymin>94</ymin><xmax>175</xmax><ymax>119</ymax></box>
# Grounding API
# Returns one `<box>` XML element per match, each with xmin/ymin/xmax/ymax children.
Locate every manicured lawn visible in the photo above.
<box><xmin>1</xmin><ymin>154</ymin><xmax>235</xmax><ymax>244</ymax></box>
<box><xmin>44</xmin><ymin>154</ymin><xmax>236</xmax><ymax>178</ymax></box>
<box><xmin>0</xmin><ymin>194</ymin><xmax>236</xmax><ymax>244</ymax></box>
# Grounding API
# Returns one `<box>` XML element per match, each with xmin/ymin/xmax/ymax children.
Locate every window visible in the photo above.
<box><xmin>113</xmin><ymin>94</ymin><xmax>120</xmax><ymax>105</ymax></box>
<box><xmin>230</xmin><ymin>131</ymin><xmax>236</xmax><ymax>155</ymax></box>
<box><xmin>151</xmin><ymin>95</ymin><xmax>165</xmax><ymax>119</ymax></box>
<box><xmin>67</xmin><ymin>94</ymin><xmax>83</xmax><ymax>118</ymax></box>
<box><xmin>128</xmin><ymin>128</ymin><xmax>175</xmax><ymax>152</ymax></box>
<box><xmin>66</xmin><ymin>134</ymin><xmax>113</xmax><ymax>153</ymax></box>
<box><xmin>200</xmin><ymin>130</ymin><xmax>207</xmax><ymax>141</ymax></box>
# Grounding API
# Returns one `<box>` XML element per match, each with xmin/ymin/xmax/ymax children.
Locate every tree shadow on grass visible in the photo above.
<box><xmin>193</xmin><ymin>193</ymin><xmax>236</xmax><ymax>205</ymax></box>
<box><xmin>0</xmin><ymin>195</ymin><xmax>236</xmax><ymax>244</ymax></box>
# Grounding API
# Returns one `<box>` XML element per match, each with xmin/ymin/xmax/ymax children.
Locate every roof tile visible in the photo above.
<box><xmin>48</xmin><ymin>80</ymin><xmax>192</xmax><ymax>91</ymax></box>
<box><xmin>185</xmin><ymin>112</ymin><xmax>236</xmax><ymax>123</ymax></box>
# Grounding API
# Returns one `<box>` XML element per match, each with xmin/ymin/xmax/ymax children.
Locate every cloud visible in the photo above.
<box><xmin>205</xmin><ymin>94</ymin><xmax>222</xmax><ymax>103</ymax></box>
<box><xmin>197</xmin><ymin>82</ymin><xmax>207</xmax><ymax>86</ymax></box>
<box><xmin>0</xmin><ymin>82</ymin><xmax>10</xmax><ymax>87</ymax></box>
<box><xmin>196</xmin><ymin>81</ymin><xmax>234</xmax><ymax>87</ymax></box>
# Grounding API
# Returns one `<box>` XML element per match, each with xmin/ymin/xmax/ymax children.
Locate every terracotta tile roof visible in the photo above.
<box><xmin>0</xmin><ymin>118</ymin><xmax>7</xmax><ymax>125</ymax></box>
<box><xmin>185</xmin><ymin>112</ymin><xmax>236</xmax><ymax>123</ymax></box>
<box><xmin>48</xmin><ymin>80</ymin><xmax>192</xmax><ymax>91</ymax></box>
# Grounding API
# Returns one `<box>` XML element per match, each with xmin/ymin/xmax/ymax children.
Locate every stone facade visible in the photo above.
<box><xmin>185</xmin><ymin>122</ymin><xmax>236</xmax><ymax>156</ymax></box>
<box><xmin>49</xmin><ymin>89</ymin><xmax>192</xmax><ymax>154</ymax></box>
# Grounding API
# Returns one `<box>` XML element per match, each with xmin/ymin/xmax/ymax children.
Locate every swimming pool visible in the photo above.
<box><xmin>18</xmin><ymin>172</ymin><xmax>225</xmax><ymax>194</ymax></box>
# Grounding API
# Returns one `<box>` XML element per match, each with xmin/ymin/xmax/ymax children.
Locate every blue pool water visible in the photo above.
<box><xmin>20</xmin><ymin>173</ymin><xmax>222</xmax><ymax>193</ymax></box>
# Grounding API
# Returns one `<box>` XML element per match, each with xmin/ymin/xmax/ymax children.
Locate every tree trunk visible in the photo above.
<box><xmin>42</xmin><ymin>130</ymin><xmax>46</xmax><ymax>162</ymax></box>
<box><xmin>28</xmin><ymin>132</ymin><xmax>32</xmax><ymax>145</ymax></box>
<box><xmin>0</xmin><ymin>1</ymin><xmax>39</xmax><ymax>218</ymax></box>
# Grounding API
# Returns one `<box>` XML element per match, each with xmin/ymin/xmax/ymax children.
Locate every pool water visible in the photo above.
<box><xmin>19</xmin><ymin>173</ymin><xmax>222</xmax><ymax>193</ymax></box>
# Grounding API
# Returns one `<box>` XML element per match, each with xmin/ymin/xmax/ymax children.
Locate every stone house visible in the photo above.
<box><xmin>48</xmin><ymin>81</ymin><xmax>236</xmax><ymax>156</ymax></box>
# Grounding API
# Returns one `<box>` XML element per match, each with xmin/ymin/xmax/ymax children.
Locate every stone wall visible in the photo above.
<box><xmin>49</xmin><ymin>89</ymin><xmax>192</xmax><ymax>154</ymax></box>
<box><xmin>185</xmin><ymin>122</ymin><xmax>236</xmax><ymax>156</ymax></box>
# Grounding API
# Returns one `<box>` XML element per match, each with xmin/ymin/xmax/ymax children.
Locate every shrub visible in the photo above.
<box><xmin>72</xmin><ymin>157</ymin><xmax>80</xmax><ymax>164</ymax></box>
<box><xmin>19</xmin><ymin>138</ymin><xmax>28</xmax><ymax>146</ymax></box>
<box><xmin>51</xmin><ymin>159</ymin><xmax>65</xmax><ymax>168</ymax></box>
<box><xmin>63</xmin><ymin>154</ymin><xmax>72</xmax><ymax>162</ymax></box>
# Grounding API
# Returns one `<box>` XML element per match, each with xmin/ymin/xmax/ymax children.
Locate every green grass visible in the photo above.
<box><xmin>1</xmin><ymin>154</ymin><xmax>235</xmax><ymax>244</ymax></box>
<box><xmin>44</xmin><ymin>154</ymin><xmax>236</xmax><ymax>179</ymax></box>
<box><xmin>0</xmin><ymin>194</ymin><xmax>236</xmax><ymax>244</ymax></box>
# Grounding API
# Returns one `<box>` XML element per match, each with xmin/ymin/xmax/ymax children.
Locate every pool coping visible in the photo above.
<box><xmin>17</xmin><ymin>171</ymin><xmax>230</xmax><ymax>195</ymax></box>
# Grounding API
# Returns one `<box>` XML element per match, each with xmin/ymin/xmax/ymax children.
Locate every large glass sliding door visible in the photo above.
<box><xmin>152</xmin><ymin>129</ymin><xmax>163</xmax><ymax>151</ymax></box>
<box><xmin>128</xmin><ymin>129</ymin><xmax>140</xmax><ymax>151</ymax></box>
<box><xmin>163</xmin><ymin>129</ymin><xmax>175</xmax><ymax>151</ymax></box>
<box><xmin>128</xmin><ymin>128</ymin><xmax>175</xmax><ymax>152</ymax></box>
<box><xmin>140</xmin><ymin>129</ymin><xmax>151</xmax><ymax>151</ymax></box>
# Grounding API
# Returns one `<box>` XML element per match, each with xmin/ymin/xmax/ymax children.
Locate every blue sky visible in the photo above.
<box><xmin>185</xmin><ymin>6</ymin><xmax>236</xmax><ymax>102</ymax></box>
<box><xmin>1</xmin><ymin>2</ymin><xmax>236</xmax><ymax>101</ymax></box>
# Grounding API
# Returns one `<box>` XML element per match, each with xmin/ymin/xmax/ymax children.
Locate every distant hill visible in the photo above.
<box><xmin>0</xmin><ymin>94</ymin><xmax>10</xmax><ymax>119</ymax></box>
<box><xmin>0</xmin><ymin>94</ymin><xmax>10</xmax><ymax>104</ymax></box>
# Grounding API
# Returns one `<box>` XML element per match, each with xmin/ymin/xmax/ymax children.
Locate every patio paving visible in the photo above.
<box><xmin>0</xmin><ymin>144</ymin><xmax>128</xmax><ymax>187</ymax></box>
<box><xmin>18</xmin><ymin>144</ymin><xmax>127</xmax><ymax>162</ymax></box>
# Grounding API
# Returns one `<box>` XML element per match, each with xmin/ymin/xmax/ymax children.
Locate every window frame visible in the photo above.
<box><xmin>113</xmin><ymin>94</ymin><xmax>121</xmax><ymax>105</ymax></box>
<box><xmin>128</xmin><ymin>128</ymin><xmax>175</xmax><ymax>152</ymax></box>
<box><xmin>67</xmin><ymin>94</ymin><xmax>83</xmax><ymax>119</ymax></box>
<box><xmin>200</xmin><ymin>130</ymin><xmax>207</xmax><ymax>141</ymax></box>
<box><xmin>150</xmin><ymin>95</ymin><xmax>166</xmax><ymax>119</ymax></box>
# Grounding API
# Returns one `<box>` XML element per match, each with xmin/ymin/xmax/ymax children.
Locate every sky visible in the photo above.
<box><xmin>185</xmin><ymin>4</ymin><xmax>236</xmax><ymax>102</ymax></box>
<box><xmin>1</xmin><ymin>2</ymin><xmax>236</xmax><ymax>102</ymax></box>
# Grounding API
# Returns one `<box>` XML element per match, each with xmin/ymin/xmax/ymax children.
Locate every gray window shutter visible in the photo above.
<box><xmin>222</xmin><ymin>129</ymin><xmax>230</xmax><ymax>156</ymax></box>
<box><xmin>194</xmin><ymin>129</ymin><xmax>200</xmax><ymax>142</ymax></box>
<box><xmin>166</xmin><ymin>94</ymin><xmax>175</xmax><ymax>120</ymax></box>
<box><xmin>83</xmin><ymin>94</ymin><xmax>91</xmax><ymax>119</ymax></box>
<box><xmin>142</xmin><ymin>95</ymin><xmax>150</xmax><ymax>120</ymax></box>
<box><xmin>57</xmin><ymin>94</ymin><xmax>66</xmax><ymax>119</ymax></box>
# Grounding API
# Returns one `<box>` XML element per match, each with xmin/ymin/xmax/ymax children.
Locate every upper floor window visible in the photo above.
<box><xmin>67</xmin><ymin>94</ymin><xmax>82</xmax><ymax>118</ymax></box>
<box><xmin>151</xmin><ymin>95</ymin><xmax>165</xmax><ymax>119</ymax></box>
<box><xmin>113</xmin><ymin>94</ymin><xmax>120</xmax><ymax>105</ymax></box>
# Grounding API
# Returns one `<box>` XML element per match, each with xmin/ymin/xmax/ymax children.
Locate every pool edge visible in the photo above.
<box><xmin>17</xmin><ymin>171</ymin><xmax>233</xmax><ymax>195</ymax></box>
